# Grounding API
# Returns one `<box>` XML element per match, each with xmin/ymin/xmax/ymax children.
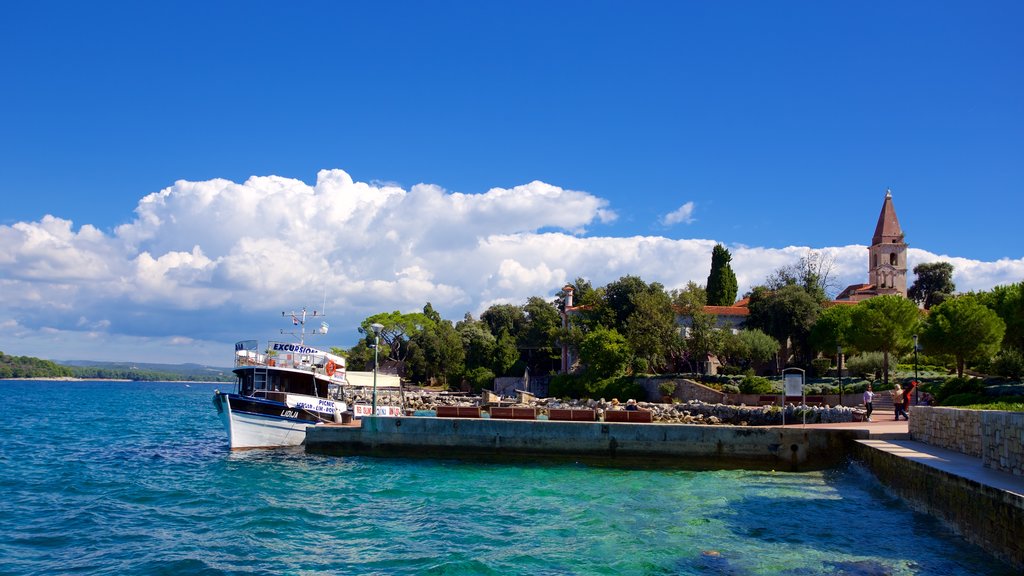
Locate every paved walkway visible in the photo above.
<box><xmin>795</xmin><ymin>417</ymin><xmax>1024</xmax><ymax>498</ymax></box>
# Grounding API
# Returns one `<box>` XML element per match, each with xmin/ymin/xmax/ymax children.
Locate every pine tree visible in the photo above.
<box><xmin>706</xmin><ymin>244</ymin><xmax>738</xmax><ymax>306</ymax></box>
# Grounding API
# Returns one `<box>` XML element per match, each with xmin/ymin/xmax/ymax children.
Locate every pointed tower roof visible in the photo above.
<box><xmin>871</xmin><ymin>189</ymin><xmax>904</xmax><ymax>245</ymax></box>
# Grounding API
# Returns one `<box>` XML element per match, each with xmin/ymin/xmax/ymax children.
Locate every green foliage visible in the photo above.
<box><xmin>764</xmin><ymin>251</ymin><xmax>834</xmax><ymax>303</ymax></box>
<box><xmin>810</xmin><ymin>357</ymin><xmax>833</xmax><ymax>378</ymax></box>
<box><xmin>463</xmin><ymin>366</ymin><xmax>496</xmax><ymax>393</ymax></box>
<box><xmin>721</xmin><ymin>383</ymin><xmax>741</xmax><ymax>394</ymax></box>
<box><xmin>745</xmin><ymin>284</ymin><xmax>821</xmax><ymax>366</ymax></box>
<box><xmin>456</xmin><ymin>315</ymin><xmax>496</xmax><ymax>371</ymax></box>
<box><xmin>975</xmin><ymin>282</ymin><xmax>1024</xmax><ymax>353</ymax></box>
<box><xmin>492</xmin><ymin>329</ymin><xmax>519</xmax><ymax>376</ymax></box>
<box><xmin>935</xmin><ymin>376</ymin><xmax>985</xmax><ymax>405</ymax></box>
<box><xmin>921</xmin><ymin>295</ymin><xmax>1005</xmax><ymax>378</ymax></box>
<box><xmin>960</xmin><ymin>399</ymin><xmax>1024</xmax><ymax>412</ymax></box>
<box><xmin>360</xmin><ymin>310</ymin><xmax>434</xmax><ymax>365</ymax></box>
<box><xmin>0</xmin><ymin>352</ymin><xmax>74</xmax><ymax>379</ymax></box>
<box><xmin>941</xmin><ymin>392</ymin><xmax>989</xmax><ymax>406</ymax></box>
<box><xmin>670</xmin><ymin>281</ymin><xmax>707</xmax><ymax>314</ymax></box>
<box><xmin>908</xmin><ymin>261</ymin><xmax>955</xmax><ymax>309</ymax></box>
<box><xmin>739</xmin><ymin>375</ymin><xmax>774</xmax><ymax>394</ymax></box>
<box><xmin>706</xmin><ymin>244</ymin><xmax>738</xmax><ymax>306</ymax></box>
<box><xmin>684</xmin><ymin>308</ymin><xmax>722</xmax><ymax>372</ymax></box>
<box><xmin>623</xmin><ymin>286</ymin><xmax>678</xmax><ymax>373</ymax></box>
<box><xmin>659</xmin><ymin>381</ymin><xmax>677</xmax><ymax>397</ymax></box>
<box><xmin>992</xmin><ymin>349</ymin><xmax>1024</xmax><ymax>380</ymax></box>
<box><xmin>810</xmin><ymin>304</ymin><xmax>854</xmax><ymax>353</ymax></box>
<box><xmin>721</xmin><ymin>329</ymin><xmax>779</xmax><ymax>369</ymax></box>
<box><xmin>598</xmin><ymin>376</ymin><xmax>646</xmax><ymax>402</ymax></box>
<box><xmin>579</xmin><ymin>326</ymin><xmax>629</xmax><ymax>379</ymax></box>
<box><xmin>848</xmin><ymin>295</ymin><xmax>921</xmax><ymax>386</ymax></box>
<box><xmin>845</xmin><ymin>352</ymin><xmax>886</xmax><ymax>380</ymax></box>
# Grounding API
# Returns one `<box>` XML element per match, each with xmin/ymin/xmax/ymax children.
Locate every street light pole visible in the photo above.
<box><xmin>913</xmin><ymin>334</ymin><xmax>919</xmax><ymax>405</ymax></box>
<box><xmin>371</xmin><ymin>323</ymin><xmax>384</xmax><ymax>415</ymax></box>
<box><xmin>837</xmin><ymin>345</ymin><xmax>843</xmax><ymax>406</ymax></box>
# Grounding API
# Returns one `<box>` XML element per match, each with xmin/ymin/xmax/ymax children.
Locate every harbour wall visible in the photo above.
<box><xmin>852</xmin><ymin>440</ymin><xmax>1024</xmax><ymax>569</ymax></box>
<box><xmin>305</xmin><ymin>417</ymin><xmax>865</xmax><ymax>470</ymax></box>
<box><xmin>910</xmin><ymin>406</ymin><xmax>1024</xmax><ymax>476</ymax></box>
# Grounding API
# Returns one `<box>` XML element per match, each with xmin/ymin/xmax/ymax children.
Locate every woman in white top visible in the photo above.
<box><xmin>863</xmin><ymin>384</ymin><xmax>874</xmax><ymax>422</ymax></box>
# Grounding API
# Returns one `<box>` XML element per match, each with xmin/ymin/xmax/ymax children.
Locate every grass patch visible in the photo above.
<box><xmin>959</xmin><ymin>401</ymin><xmax>1024</xmax><ymax>412</ymax></box>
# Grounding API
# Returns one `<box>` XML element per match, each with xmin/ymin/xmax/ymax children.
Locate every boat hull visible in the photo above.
<box><xmin>214</xmin><ymin>391</ymin><xmax>342</xmax><ymax>449</ymax></box>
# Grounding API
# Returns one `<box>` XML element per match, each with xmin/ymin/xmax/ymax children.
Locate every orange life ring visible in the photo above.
<box><xmin>325</xmin><ymin>360</ymin><xmax>336</xmax><ymax>376</ymax></box>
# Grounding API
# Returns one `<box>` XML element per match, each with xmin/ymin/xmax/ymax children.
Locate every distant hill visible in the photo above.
<box><xmin>61</xmin><ymin>360</ymin><xmax>235</xmax><ymax>382</ymax></box>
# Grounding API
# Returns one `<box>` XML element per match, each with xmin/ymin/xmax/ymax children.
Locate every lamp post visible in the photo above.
<box><xmin>371</xmin><ymin>322</ymin><xmax>384</xmax><ymax>415</ymax></box>
<box><xmin>912</xmin><ymin>334</ymin><xmax>919</xmax><ymax>406</ymax></box>
<box><xmin>837</xmin><ymin>345</ymin><xmax>843</xmax><ymax>406</ymax></box>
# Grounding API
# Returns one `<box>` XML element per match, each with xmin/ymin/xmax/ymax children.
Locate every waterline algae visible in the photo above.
<box><xmin>0</xmin><ymin>381</ymin><xmax>1014</xmax><ymax>575</ymax></box>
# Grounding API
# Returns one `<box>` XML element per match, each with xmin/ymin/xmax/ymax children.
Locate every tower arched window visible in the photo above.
<box><xmin>890</xmin><ymin>253</ymin><xmax>897</xmax><ymax>266</ymax></box>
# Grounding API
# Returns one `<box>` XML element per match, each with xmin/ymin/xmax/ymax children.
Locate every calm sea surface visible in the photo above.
<box><xmin>0</xmin><ymin>380</ymin><xmax>1014</xmax><ymax>575</ymax></box>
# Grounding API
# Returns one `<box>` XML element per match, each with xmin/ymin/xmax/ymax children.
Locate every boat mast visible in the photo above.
<box><xmin>280</xmin><ymin>306</ymin><xmax>329</xmax><ymax>345</ymax></box>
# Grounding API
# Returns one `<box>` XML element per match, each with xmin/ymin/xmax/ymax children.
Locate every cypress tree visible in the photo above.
<box><xmin>706</xmin><ymin>244</ymin><xmax>738</xmax><ymax>306</ymax></box>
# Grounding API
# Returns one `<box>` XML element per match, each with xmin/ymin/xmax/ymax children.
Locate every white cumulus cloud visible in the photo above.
<box><xmin>0</xmin><ymin>169</ymin><xmax>1020</xmax><ymax>365</ymax></box>
<box><xmin>661</xmin><ymin>201</ymin><xmax>696</xmax><ymax>226</ymax></box>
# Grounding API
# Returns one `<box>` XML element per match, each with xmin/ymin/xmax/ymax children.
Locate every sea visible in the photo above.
<box><xmin>0</xmin><ymin>380</ymin><xmax>1015</xmax><ymax>576</ymax></box>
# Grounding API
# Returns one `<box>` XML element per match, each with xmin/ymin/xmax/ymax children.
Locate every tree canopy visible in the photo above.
<box><xmin>920</xmin><ymin>295</ymin><xmax>1005</xmax><ymax>377</ymax></box>
<box><xmin>847</xmin><ymin>295</ymin><xmax>921</xmax><ymax>386</ymax></box>
<box><xmin>706</xmin><ymin>244</ymin><xmax>738</xmax><ymax>306</ymax></box>
<box><xmin>908</xmin><ymin>262</ymin><xmax>956</xmax><ymax>309</ymax></box>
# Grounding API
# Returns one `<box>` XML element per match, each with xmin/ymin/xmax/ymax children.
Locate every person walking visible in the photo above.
<box><xmin>902</xmin><ymin>381</ymin><xmax>917</xmax><ymax>419</ymax></box>
<box><xmin>892</xmin><ymin>384</ymin><xmax>908</xmax><ymax>421</ymax></box>
<box><xmin>863</xmin><ymin>384</ymin><xmax>874</xmax><ymax>422</ymax></box>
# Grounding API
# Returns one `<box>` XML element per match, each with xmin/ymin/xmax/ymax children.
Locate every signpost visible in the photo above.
<box><xmin>782</xmin><ymin>368</ymin><xmax>806</xmax><ymax>427</ymax></box>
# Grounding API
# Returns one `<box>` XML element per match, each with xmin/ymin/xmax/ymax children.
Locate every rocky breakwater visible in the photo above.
<box><xmin>362</xmin><ymin>391</ymin><xmax>857</xmax><ymax>426</ymax></box>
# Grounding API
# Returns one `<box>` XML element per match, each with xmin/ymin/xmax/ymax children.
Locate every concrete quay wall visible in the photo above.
<box><xmin>305</xmin><ymin>417</ymin><xmax>865</xmax><ymax>470</ymax></box>
<box><xmin>911</xmin><ymin>406</ymin><xmax>1024</xmax><ymax>476</ymax></box>
<box><xmin>852</xmin><ymin>440</ymin><xmax>1024</xmax><ymax>570</ymax></box>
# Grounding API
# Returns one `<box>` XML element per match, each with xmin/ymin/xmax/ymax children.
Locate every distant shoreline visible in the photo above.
<box><xmin>0</xmin><ymin>377</ymin><xmax>226</xmax><ymax>384</ymax></box>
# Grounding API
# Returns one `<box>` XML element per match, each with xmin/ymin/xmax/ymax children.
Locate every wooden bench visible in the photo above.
<box><xmin>488</xmin><ymin>407</ymin><xmax>537</xmax><ymax>420</ymax></box>
<box><xmin>547</xmin><ymin>408</ymin><xmax>597</xmax><ymax>422</ymax></box>
<box><xmin>435</xmin><ymin>406</ymin><xmax>481</xmax><ymax>418</ymax></box>
<box><xmin>784</xmin><ymin>395</ymin><xmax>826</xmax><ymax>406</ymax></box>
<box><xmin>604</xmin><ymin>409</ymin><xmax>653</xmax><ymax>423</ymax></box>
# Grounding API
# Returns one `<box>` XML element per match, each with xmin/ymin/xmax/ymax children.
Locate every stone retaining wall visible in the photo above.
<box><xmin>306</xmin><ymin>417</ymin><xmax>864</xmax><ymax>470</ymax></box>
<box><xmin>853</xmin><ymin>441</ymin><xmax>1024</xmax><ymax>570</ymax></box>
<box><xmin>911</xmin><ymin>406</ymin><xmax>1023</xmax><ymax>476</ymax></box>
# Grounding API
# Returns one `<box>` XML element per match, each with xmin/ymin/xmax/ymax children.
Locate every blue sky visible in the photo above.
<box><xmin>1</xmin><ymin>2</ymin><xmax>1022</xmax><ymax>365</ymax></box>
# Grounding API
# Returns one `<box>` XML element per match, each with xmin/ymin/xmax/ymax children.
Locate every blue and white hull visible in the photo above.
<box><xmin>213</xmin><ymin>391</ymin><xmax>346</xmax><ymax>449</ymax></box>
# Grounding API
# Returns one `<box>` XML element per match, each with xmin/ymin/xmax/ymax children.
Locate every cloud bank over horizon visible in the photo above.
<box><xmin>2</xmin><ymin>169</ymin><xmax>1022</xmax><ymax>365</ymax></box>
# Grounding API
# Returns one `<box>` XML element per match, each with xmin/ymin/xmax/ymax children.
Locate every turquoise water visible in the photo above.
<box><xmin>0</xmin><ymin>381</ymin><xmax>1014</xmax><ymax>575</ymax></box>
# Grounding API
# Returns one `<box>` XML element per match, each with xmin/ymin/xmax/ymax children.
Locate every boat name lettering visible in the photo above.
<box><xmin>272</xmin><ymin>343</ymin><xmax>320</xmax><ymax>355</ymax></box>
<box><xmin>294</xmin><ymin>401</ymin><xmax>335</xmax><ymax>413</ymax></box>
<box><xmin>281</xmin><ymin>410</ymin><xmax>299</xmax><ymax>418</ymax></box>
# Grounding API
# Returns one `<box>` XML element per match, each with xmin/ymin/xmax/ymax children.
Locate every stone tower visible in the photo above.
<box><xmin>867</xmin><ymin>189</ymin><xmax>908</xmax><ymax>297</ymax></box>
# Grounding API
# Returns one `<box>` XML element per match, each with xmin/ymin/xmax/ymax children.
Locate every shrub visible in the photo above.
<box><xmin>659</xmin><ymin>381</ymin><xmax>677</xmax><ymax>398</ymax></box>
<box><xmin>810</xmin><ymin>358</ymin><xmax>833</xmax><ymax>378</ymax></box>
<box><xmin>601</xmin><ymin>377</ymin><xmax>646</xmax><ymax>402</ymax></box>
<box><xmin>548</xmin><ymin>373</ymin><xmax>599</xmax><ymax>399</ymax></box>
<box><xmin>722</xmin><ymin>383</ymin><xmax>741</xmax><ymax>395</ymax></box>
<box><xmin>941</xmin><ymin>392</ymin><xmax>988</xmax><ymax>406</ymax></box>
<box><xmin>464</xmin><ymin>367</ymin><xmax>496</xmax><ymax>392</ymax></box>
<box><xmin>935</xmin><ymin>376</ymin><xmax>985</xmax><ymax>405</ymax></box>
<box><xmin>739</xmin><ymin>375</ymin><xmax>775</xmax><ymax>394</ymax></box>
<box><xmin>992</xmin><ymin>349</ymin><xmax>1024</xmax><ymax>380</ymax></box>
<box><xmin>845</xmin><ymin>352</ymin><xmax>885</xmax><ymax>380</ymax></box>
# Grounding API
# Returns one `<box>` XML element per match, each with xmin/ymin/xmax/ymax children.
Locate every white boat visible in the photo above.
<box><xmin>213</xmin><ymin>308</ymin><xmax>349</xmax><ymax>449</ymax></box>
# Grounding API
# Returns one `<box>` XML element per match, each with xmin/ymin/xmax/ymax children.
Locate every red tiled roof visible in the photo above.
<box><xmin>703</xmin><ymin>305</ymin><xmax>749</xmax><ymax>316</ymax></box>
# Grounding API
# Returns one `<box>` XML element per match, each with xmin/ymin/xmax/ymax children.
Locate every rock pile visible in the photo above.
<box><xmin>343</xmin><ymin>389</ymin><xmax>858</xmax><ymax>425</ymax></box>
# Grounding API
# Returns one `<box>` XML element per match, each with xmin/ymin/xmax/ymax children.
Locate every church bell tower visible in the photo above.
<box><xmin>867</xmin><ymin>189</ymin><xmax>908</xmax><ymax>297</ymax></box>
